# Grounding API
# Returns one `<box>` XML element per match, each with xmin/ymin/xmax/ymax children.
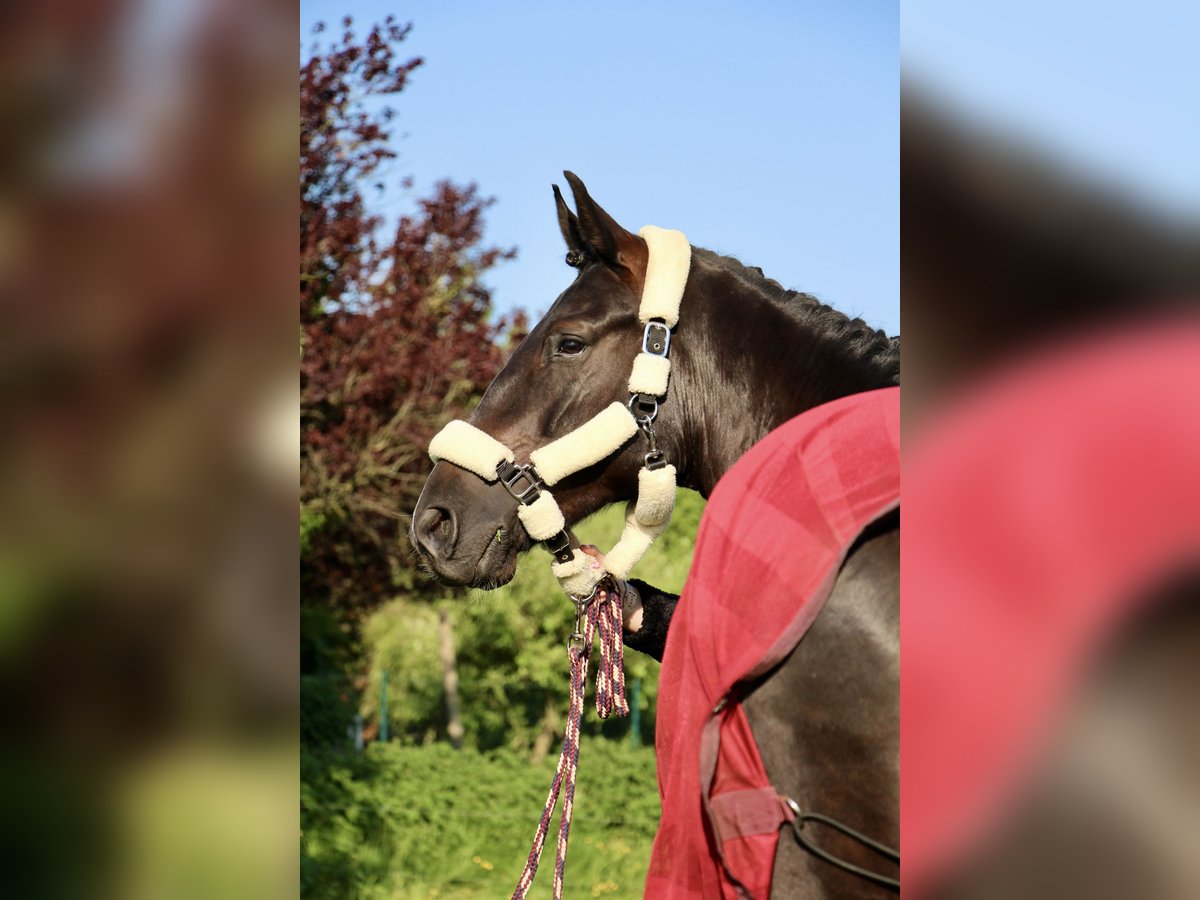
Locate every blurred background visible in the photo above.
<box><xmin>1</xmin><ymin>0</ymin><xmax>297</xmax><ymax>898</ymax></box>
<box><xmin>903</xmin><ymin>2</ymin><xmax>1200</xmax><ymax>898</ymax></box>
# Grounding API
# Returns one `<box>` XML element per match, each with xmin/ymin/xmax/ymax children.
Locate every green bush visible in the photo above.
<box><xmin>304</xmin><ymin>492</ymin><xmax>706</xmax><ymax>895</ymax></box>
<box><xmin>302</xmin><ymin>738</ymin><xmax>661</xmax><ymax>899</ymax></box>
<box><xmin>302</xmin><ymin>603</ymin><xmax>358</xmax><ymax>747</ymax></box>
<box><xmin>360</xmin><ymin>490</ymin><xmax>705</xmax><ymax>752</ymax></box>
<box><xmin>360</xmin><ymin>600</ymin><xmax>444</xmax><ymax>744</ymax></box>
<box><xmin>302</xmin><ymin>674</ymin><xmax>356</xmax><ymax>749</ymax></box>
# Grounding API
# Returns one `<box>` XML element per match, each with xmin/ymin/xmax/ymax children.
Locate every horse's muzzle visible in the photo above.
<box><xmin>413</xmin><ymin>504</ymin><xmax>459</xmax><ymax>562</ymax></box>
<box><xmin>410</xmin><ymin>461</ymin><xmax>524</xmax><ymax>588</ymax></box>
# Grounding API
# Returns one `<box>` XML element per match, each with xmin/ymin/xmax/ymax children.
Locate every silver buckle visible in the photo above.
<box><xmin>496</xmin><ymin>461</ymin><xmax>542</xmax><ymax>505</ymax></box>
<box><xmin>642</xmin><ymin>320</ymin><xmax>671</xmax><ymax>357</ymax></box>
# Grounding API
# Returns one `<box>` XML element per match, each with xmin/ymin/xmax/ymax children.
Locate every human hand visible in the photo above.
<box><xmin>579</xmin><ymin>544</ymin><xmax>644</xmax><ymax>633</ymax></box>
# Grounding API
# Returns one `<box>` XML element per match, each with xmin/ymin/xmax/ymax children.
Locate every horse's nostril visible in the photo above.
<box><xmin>415</xmin><ymin>506</ymin><xmax>458</xmax><ymax>561</ymax></box>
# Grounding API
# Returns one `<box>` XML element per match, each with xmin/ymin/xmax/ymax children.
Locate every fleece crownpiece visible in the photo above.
<box><xmin>427</xmin><ymin>226</ymin><xmax>691</xmax><ymax>598</ymax></box>
<box><xmin>637</xmin><ymin>226</ymin><xmax>690</xmax><ymax>327</ymax></box>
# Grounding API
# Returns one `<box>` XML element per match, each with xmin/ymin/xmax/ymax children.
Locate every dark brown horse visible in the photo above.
<box><xmin>412</xmin><ymin>173</ymin><xmax>900</xmax><ymax>898</ymax></box>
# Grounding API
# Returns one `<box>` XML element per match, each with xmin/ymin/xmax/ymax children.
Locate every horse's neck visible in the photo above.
<box><xmin>671</xmin><ymin>268</ymin><xmax>894</xmax><ymax>498</ymax></box>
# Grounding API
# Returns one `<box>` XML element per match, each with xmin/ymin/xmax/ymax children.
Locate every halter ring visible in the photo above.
<box><xmin>628</xmin><ymin>393</ymin><xmax>659</xmax><ymax>423</ymax></box>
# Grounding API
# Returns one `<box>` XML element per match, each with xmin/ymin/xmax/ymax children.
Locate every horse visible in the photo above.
<box><xmin>411</xmin><ymin>172</ymin><xmax>900</xmax><ymax>898</ymax></box>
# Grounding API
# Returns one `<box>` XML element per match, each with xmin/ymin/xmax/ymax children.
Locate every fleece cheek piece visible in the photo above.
<box><xmin>516</xmin><ymin>492</ymin><xmax>566</xmax><ymax>542</ymax></box>
<box><xmin>604</xmin><ymin>502</ymin><xmax>672</xmax><ymax>581</ymax></box>
<box><xmin>604</xmin><ymin>526</ymin><xmax>655</xmax><ymax>581</ymax></box>
<box><xmin>634</xmin><ymin>465</ymin><xmax>676</xmax><ymax>528</ymax></box>
<box><xmin>628</xmin><ymin>353</ymin><xmax>672</xmax><ymax>397</ymax></box>
<box><xmin>428</xmin><ymin>420</ymin><xmax>515</xmax><ymax>481</ymax></box>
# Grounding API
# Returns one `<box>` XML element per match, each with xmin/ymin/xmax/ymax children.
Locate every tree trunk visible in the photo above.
<box><xmin>438</xmin><ymin>606</ymin><xmax>464</xmax><ymax>749</ymax></box>
<box><xmin>531</xmin><ymin>696</ymin><xmax>560</xmax><ymax>765</ymax></box>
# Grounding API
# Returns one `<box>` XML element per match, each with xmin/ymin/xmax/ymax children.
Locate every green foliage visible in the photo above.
<box><xmin>301</xmin><ymin>674</ymin><xmax>356</xmax><ymax>751</ymax></box>
<box><xmin>360</xmin><ymin>600</ymin><xmax>443</xmax><ymax>743</ymax></box>
<box><xmin>306</xmin><ymin>494</ymin><xmax>708</xmax><ymax>895</ymax></box>
<box><xmin>302</xmin><ymin>604</ymin><xmax>358</xmax><ymax>747</ymax></box>
<box><xmin>301</xmin><ymin>738</ymin><xmax>661</xmax><ymax>899</ymax></box>
<box><xmin>300</xmin><ymin>506</ymin><xmax>327</xmax><ymax>557</ymax></box>
<box><xmin>360</xmin><ymin>490</ymin><xmax>706</xmax><ymax>751</ymax></box>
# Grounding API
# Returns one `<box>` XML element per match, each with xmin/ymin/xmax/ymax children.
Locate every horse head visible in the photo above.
<box><xmin>411</xmin><ymin>173</ymin><xmax>675</xmax><ymax>589</ymax></box>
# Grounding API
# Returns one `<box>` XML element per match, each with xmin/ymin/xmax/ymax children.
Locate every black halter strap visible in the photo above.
<box><xmin>495</xmin><ymin>460</ymin><xmax>574</xmax><ymax>565</ymax></box>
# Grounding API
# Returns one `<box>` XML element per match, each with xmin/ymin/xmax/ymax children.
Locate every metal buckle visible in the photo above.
<box><xmin>642</xmin><ymin>319</ymin><xmax>671</xmax><ymax>357</ymax></box>
<box><xmin>496</xmin><ymin>460</ymin><xmax>541</xmax><ymax>505</ymax></box>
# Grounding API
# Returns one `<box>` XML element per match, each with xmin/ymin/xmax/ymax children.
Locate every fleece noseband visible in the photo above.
<box><xmin>428</xmin><ymin>226</ymin><xmax>690</xmax><ymax>599</ymax></box>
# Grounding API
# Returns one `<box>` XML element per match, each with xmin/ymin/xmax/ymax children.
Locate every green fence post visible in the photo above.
<box><xmin>630</xmin><ymin>678</ymin><xmax>642</xmax><ymax>748</ymax></box>
<box><xmin>379</xmin><ymin>669</ymin><xmax>389</xmax><ymax>743</ymax></box>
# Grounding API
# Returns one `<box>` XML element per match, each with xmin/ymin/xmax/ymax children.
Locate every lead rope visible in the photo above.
<box><xmin>511</xmin><ymin>583</ymin><xmax>628</xmax><ymax>900</ymax></box>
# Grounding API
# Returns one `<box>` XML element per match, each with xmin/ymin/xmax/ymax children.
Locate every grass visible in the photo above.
<box><xmin>301</xmin><ymin>738</ymin><xmax>660</xmax><ymax>899</ymax></box>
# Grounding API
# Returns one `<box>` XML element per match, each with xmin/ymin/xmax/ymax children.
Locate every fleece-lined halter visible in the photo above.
<box><xmin>427</xmin><ymin>225</ymin><xmax>691</xmax><ymax>599</ymax></box>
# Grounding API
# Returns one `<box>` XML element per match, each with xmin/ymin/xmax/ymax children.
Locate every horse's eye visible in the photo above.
<box><xmin>556</xmin><ymin>337</ymin><xmax>586</xmax><ymax>355</ymax></box>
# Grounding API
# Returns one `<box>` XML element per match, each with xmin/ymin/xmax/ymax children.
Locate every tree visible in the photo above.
<box><xmin>300</xmin><ymin>17</ymin><xmax>523</xmax><ymax>622</ymax></box>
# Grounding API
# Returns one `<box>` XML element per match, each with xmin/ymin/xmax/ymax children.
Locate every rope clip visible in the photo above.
<box><xmin>567</xmin><ymin>593</ymin><xmax>590</xmax><ymax>652</ymax></box>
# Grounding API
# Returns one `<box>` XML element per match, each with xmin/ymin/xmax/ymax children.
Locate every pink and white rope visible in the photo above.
<box><xmin>511</xmin><ymin>587</ymin><xmax>629</xmax><ymax>900</ymax></box>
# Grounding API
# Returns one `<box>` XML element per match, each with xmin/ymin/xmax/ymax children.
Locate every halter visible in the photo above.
<box><xmin>427</xmin><ymin>225</ymin><xmax>691</xmax><ymax>599</ymax></box>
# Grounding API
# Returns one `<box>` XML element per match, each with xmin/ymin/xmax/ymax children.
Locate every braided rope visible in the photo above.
<box><xmin>511</xmin><ymin>587</ymin><xmax>629</xmax><ymax>900</ymax></box>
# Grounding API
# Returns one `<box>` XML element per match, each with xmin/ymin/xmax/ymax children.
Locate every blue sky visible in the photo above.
<box><xmin>903</xmin><ymin>0</ymin><xmax>1200</xmax><ymax>220</ymax></box>
<box><xmin>301</xmin><ymin>1</ymin><xmax>900</xmax><ymax>334</ymax></box>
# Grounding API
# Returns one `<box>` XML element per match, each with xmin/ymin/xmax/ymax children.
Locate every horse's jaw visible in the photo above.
<box><xmin>408</xmin><ymin>514</ymin><xmax>527</xmax><ymax>590</ymax></box>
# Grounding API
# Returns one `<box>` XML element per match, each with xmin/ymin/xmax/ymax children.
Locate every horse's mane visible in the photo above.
<box><xmin>692</xmin><ymin>247</ymin><xmax>901</xmax><ymax>385</ymax></box>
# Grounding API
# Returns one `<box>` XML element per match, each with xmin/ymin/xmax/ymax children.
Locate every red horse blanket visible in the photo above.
<box><xmin>645</xmin><ymin>387</ymin><xmax>900</xmax><ymax>899</ymax></box>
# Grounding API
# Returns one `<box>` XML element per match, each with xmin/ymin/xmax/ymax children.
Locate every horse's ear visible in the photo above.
<box><xmin>562</xmin><ymin>171</ymin><xmax>647</xmax><ymax>280</ymax></box>
<box><xmin>553</xmin><ymin>184</ymin><xmax>588</xmax><ymax>266</ymax></box>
